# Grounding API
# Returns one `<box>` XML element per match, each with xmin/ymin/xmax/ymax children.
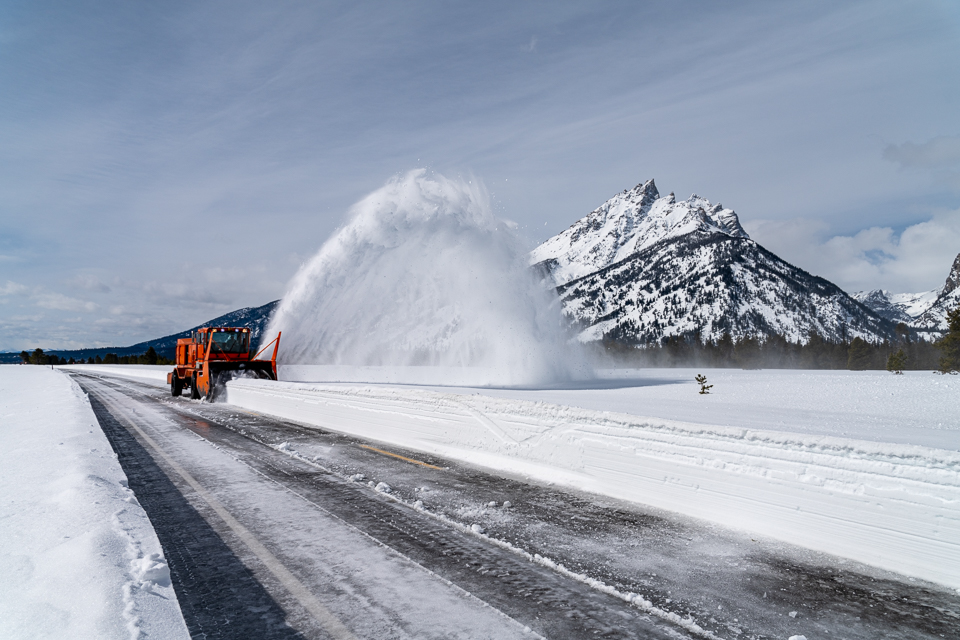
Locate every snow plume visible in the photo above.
<box><xmin>266</xmin><ymin>170</ymin><xmax>581</xmax><ymax>386</ymax></box>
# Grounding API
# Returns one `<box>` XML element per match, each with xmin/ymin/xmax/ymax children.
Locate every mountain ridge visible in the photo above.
<box><xmin>853</xmin><ymin>252</ymin><xmax>960</xmax><ymax>336</ymax></box>
<box><xmin>535</xmin><ymin>179</ymin><xmax>896</xmax><ymax>346</ymax></box>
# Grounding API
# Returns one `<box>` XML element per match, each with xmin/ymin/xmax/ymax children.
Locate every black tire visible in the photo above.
<box><xmin>208</xmin><ymin>371</ymin><xmax>232</xmax><ymax>402</ymax></box>
<box><xmin>171</xmin><ymin>374</ymin><xmax>183</xmax><ymax>397</ymax></box>
<box><xmin>207</xmin><ymin>373</ymin><xmax>219</xmax><ymax>402</ymax></box>
<box><xmin>190</xmin><ymin>373</ymin><xmax>201</xmax><ymax>400</ymax></box>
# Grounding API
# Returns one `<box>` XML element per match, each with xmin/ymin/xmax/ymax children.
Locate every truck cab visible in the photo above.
<box><xmin>167</xmin><ymin>327</ymin><xmax>280</xmax><ymax>400</ymax></box>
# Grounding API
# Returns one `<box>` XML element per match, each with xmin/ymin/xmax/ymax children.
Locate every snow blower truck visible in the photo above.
<box><xmin>167</xmin><ymin>327</ymin><xmax>281</xmax><ymax>401</ymax></box>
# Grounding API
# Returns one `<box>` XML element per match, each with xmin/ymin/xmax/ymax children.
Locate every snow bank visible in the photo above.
<box><xmin>276</xmin><ymin>366</ymin><xmax>960</xmax><ymax>450</ymax></box>
<box><xmin>0</xmin><ymin>365</ymin><xmax>188</xmax><ymax>639</ymax></box>
<box><xmin>227</xmin><ymin>376</ymin><xmax>960</xmax><ymax>588</ymax></box>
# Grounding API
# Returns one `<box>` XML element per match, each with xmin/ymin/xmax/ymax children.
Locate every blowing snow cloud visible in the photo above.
<box><xmin>266</xmin><ymin>170</ymin><xmax>577</xmax><ymax>385</ymax></box>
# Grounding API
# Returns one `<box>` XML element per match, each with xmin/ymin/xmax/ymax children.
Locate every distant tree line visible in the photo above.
<box><xmin>602</xmin><ymin>311</ymin><xmax>960</xmax><ymax>373</ymax></box>
<box><xmin>19</xmin><ymin>346</ymin><xmax>172</xmax><ymax>366</ymax></box>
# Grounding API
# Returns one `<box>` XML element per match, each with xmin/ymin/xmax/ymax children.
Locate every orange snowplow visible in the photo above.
<box><xmin>167</xmin><ymin>328</ymin><xmax>281</xmax><ymax>401</ymax></box>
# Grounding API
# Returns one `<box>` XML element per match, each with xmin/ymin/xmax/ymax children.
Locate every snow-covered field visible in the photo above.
<box><xmin>61</xmin><ymin>364</ymin><xmax>960</xmax><ymax>589</ymax></box>
<box><xmin>0</xmin><ymin>366</ymin><xmax>188</xmax><ymax>639</ymax></box>
<box><xmin>227</xmin><ymin>367</ymin><xmax>960</xmax><ymax>589</ymax></box>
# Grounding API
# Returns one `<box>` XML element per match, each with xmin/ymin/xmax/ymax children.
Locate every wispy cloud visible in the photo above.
<box><xmin>33</xmin><ymin>291</ymin><xmax>98</xmax><ymax>312</ymax></box>
<box><xmin>67</xmin><ymin>274</ymin><xmax>111</xmax><ymax>292</ymax></box>
<box><xmin>884</xmin><ymin>135</ymin><xmax>960</xmax><ymax>169</ymax></box>
<box><xmin>748</xmin><ymin>209</ymin><xmax>960</xmax><ymax>294</ymax></box>
<box><xmin>0</xmin><ymin>281</ymin><xmax>28</xmax><ymax>296</ymax></box>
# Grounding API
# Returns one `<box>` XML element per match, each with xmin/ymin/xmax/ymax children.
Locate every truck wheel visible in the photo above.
<box><xmin>208</xmin><ymin>372</ymin><xmax>229</xmax><ymax>402</ymax></box>
<box><xmin>171</xmin><ymin>375</ymin><xmax>183</xmax><ymax>397</ymax></box>
<box><xmin>190</xmin><ymin>374</ymin><xmax>201</xmax><ymax>400</ymax></box>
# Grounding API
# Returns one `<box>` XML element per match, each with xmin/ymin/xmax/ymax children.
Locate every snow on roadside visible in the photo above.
<box><xmin>226</xmin><ymin>377</ymin><xmax>960</xmax><ymax>589</ymax></box>
<box><xmin>63</xmin><ymin>364</ymin><xmax>170</xmax><ymax>386</ymax></box>
<box><xmin>0</xmin><ymin>365</ymin><xmax>188</xmax><ymax>640</ymax></box>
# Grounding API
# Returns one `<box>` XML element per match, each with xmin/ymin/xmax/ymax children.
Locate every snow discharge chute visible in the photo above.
<box><xmin>266</xmin><ymin>169</ymin><xmax>581</xmax><ymax>386</ymax></box>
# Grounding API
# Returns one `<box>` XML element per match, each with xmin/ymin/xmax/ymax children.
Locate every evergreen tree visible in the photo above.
<box><xmin>103</xmin><ymin>353</ymin><xmax>119</xmax><ymax>364</ymax></box>
<box><xmin>887</xmin><ymin>349</ymin><xmax>906</xmax><ymax>375</ymax></box>
<box><xmin>144</xmin><ymin>346</ymin><xmax>158</xmax><ymax>365</ymax></box>
<box><xmin>87</xmin><ymin>357</ymin><xmax>95</xmax><ymax>364</ymax></box>
<box><xmin>19</xmin><ymin>350</ymin><xmax>30</xmax><ymax>364</ymax></box>
<box><xmin>847</xmin><ymin>338</ymin><xmax>873</xmax><ymax>370</ymax></box>
<box><xmin>733</xmin><ymin>336</ymin><xmax>761</xmax><ymax>368</ymax></box>
<box><xmin>95</xmin><ymin>355</ymin><xmax>103</xmax><ymax>364</ymax></box>
<box><xmin>31</xmin><ymin>348</ymin><xmax>45</xmax><ymax>365</ymax></box>
<box><xmin>937</xmin><ymin>305</ymin><xmax>960</xmax><ymax>374</ymax></box>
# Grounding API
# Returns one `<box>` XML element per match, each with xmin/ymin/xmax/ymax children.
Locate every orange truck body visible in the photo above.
<box><xmin>166</xmin><ymin>327</ymin><xmax>280</xmax><ymax>400</ymax></box>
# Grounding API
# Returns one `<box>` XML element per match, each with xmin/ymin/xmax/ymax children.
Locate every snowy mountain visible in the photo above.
<box><xmin>850</xmin><ymin>290</ymin><xmax>934</xmax><ymax>325</ymax></box>
<box><xmin>129</xmin><ymin>299</ymin><xmax>281</xmax><ymax>357</ymax></box>
<box><xmin>533</xmin><ymin>179</ymin><xmax>895</xmax><ymax>345</ymax></box>
<box><xmin>531</xmin><ymin>179</ymin><xmax>748</xmax><ymax>287</ymax></box>
<box><xmin>853</xmin><ymin>253</ymin><xmax>960</xmax><ymax>336</ymax></box>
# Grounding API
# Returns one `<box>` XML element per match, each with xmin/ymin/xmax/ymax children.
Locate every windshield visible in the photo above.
<box><xmin>207</xmin><ymin>331</ymin><xmax>249</xmax><ymax>354</ymax></box>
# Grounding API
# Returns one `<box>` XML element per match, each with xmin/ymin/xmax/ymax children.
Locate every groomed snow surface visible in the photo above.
<box><xmin>0</xmin><ymin>366</ymin><xmax>188</xmax><ymax>639</ymax></box>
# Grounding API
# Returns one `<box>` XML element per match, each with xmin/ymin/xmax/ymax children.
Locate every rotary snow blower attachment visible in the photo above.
<box><xmin>167</xmin><ymin>328</ymin><xmax>281</xmax><ymax>401</ymax></box>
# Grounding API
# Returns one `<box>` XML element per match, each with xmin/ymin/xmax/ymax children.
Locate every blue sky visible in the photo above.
<box><xmin>1</xmin><ymin>0</ymin><xmax>959</xmax><ymax>350</ymax></box>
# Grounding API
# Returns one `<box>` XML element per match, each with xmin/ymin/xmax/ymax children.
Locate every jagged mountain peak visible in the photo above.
<box><xmin>532</xmin><ymin>179</ymin><xmax>894</xmax><ymax>346</ymax></box>
<box><xmin>943</xmin><ymin>252</ymin><xmax>960</xmax><ymax>295</ymax></box>
<box><xmin>532</xmin><ymin>180</ymin><xmax>748</xmax><ymax>287</ymax></box>
<box><xmin>853</xmin><ymin>252</ymin><xmax>960</xmax><ymax>335</ymax></box>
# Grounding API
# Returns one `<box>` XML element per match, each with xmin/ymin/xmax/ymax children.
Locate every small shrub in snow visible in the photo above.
<box><xmin>695</xmin><ymin>374</ymin><xmax>713</xmax><ymax>395</ymax></box>
<box><xmin>375</xmin><ymin>482</ymin><xmax>391</xmax><ymax>493</ymax></box>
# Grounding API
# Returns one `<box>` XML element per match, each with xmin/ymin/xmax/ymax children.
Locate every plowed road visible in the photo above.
<box><xmin>72</xmin><ymin>373</ymin><xmax>958</xmax><ymax>640</ymax></box>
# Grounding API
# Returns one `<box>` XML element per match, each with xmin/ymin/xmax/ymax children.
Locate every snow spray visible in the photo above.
<box><xmin>265</xmin><ymin>169</ymin><xmax>585</xmax><ymax>386</ymax></box>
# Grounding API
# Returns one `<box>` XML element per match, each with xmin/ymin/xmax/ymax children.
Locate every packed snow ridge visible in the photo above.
<box><xmin>0</xmin><ymin>366</ymin><xmax>188</xmax><ymax>640</ymax></box>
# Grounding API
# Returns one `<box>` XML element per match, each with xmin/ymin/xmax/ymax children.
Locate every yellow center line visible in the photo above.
<box><xmin>360</xmin><ymin>445</ymin><xmax>444</xmax><ymax>470</ymax></box>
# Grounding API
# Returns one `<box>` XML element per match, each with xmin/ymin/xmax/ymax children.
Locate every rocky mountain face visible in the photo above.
<box><xmin>532</xmin><ymin>179</ymin><xmax>895</xmax><ymax>345</ymax></box>
<box><xmin>854</xmin><ymin>253</ymin><xmax>960</xmax><ymax>336</ymax></box>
